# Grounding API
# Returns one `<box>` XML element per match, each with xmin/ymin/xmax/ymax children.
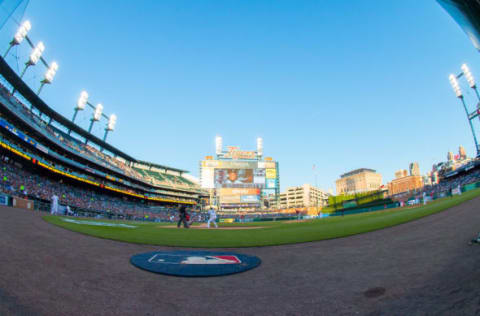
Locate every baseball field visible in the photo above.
<box><xmin>43</xmin><ymin>188</ymin><xmax>480</xmax><ymax>247</ymax></box>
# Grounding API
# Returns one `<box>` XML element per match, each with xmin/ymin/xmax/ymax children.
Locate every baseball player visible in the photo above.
<box><xmin>50</xmin><ymin>194</ymin><xmax>59</xmax><ymax>215</ymax></box>
<box><xmin>207</xmin><ymin>206</ymin><xmax>218</xmax><ymax>228</ymax></box>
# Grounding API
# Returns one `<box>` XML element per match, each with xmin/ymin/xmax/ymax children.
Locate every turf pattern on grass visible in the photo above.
<box><xmin>43</xmin><ymin>188</ymin><xmax>480</xmax><ymax>248</ymax></box>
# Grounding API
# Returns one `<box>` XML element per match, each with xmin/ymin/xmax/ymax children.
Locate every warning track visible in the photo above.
<box><xmin>2</xmin><ymin>197</ymin><xmax>480</xmax><ymax>315</ymax></box>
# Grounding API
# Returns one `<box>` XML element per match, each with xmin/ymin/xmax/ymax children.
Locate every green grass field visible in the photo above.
<box><xmin>43</xmin><ymin>188</ymin><xmax>480</xmax><ymax>248</ymax></box>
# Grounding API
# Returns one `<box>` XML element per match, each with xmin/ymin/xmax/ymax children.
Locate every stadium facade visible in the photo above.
<box><xmin>199</xmin><ymin>137</ymin><xmax>280</xmax><ymax>212</ymax></box>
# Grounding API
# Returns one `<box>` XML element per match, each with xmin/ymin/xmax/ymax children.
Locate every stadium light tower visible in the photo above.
<box><xmin>68</xmin><ymin>91</ymin><xmax>88</xmax><ymax>135</ymax></box>
<box><xmin>3</xmin><ymin>20</ymin><xmax>31</xmax><ymax>58</ymax></box>
<box><xmin>103</xmin><ymin>114</ymin><xmax>117</xmax><ymax>142</ymax></box>
<box><xmin>85</xmin><ymin>103</ymin><xmax>103</xmax><ymax>144</ymax></box>
<box><xmin>215</xmin><ymin>136</ymin><xmax>223</xmax><ymax>157</ymax></box>
<box><xmin>449</xmin><ymin>73</ymin><xmax>480</xmax><ymax>155</ymax></box>
<box><xmin>20</xmin><ymin>41</ymin><xmax>44</xmax><ymax>78</ymax></box>
<box><xmin>461</xmin><ymin>63</ymin><xmax>480</xmax><ymax>101</ymax></box>
<box><xmin>88</xmin><ymin>103</ymin><xmax>103</xmax><ymax>132</ymax></box>
<box><xmin>12</xmin><ymin>41</ymin><xmax>44</xmax><ymax>95</ymax></box>
<box><xmin>37</xmin><ymin>61</ymin><xmax>58</xmax><ymax>95</ymax></box>
<box><xmin>257</xmin><ymin>137</ymin><xmax>263</xmax><ymax>157</ymax></box>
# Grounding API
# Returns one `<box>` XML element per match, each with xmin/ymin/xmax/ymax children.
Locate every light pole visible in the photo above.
<box><xmin>3</xmin><ymin>20</ymin><xmax>31</xmax><ymax>58</ymax></box>
<box><xmin>85</xmin><ymin>103</ymin><xmax>103</xmax><ymax>144</ymax></box>
<box><xmin>102</xmin><ymin>114</ymin><xmax>117</xmax><ymax>142</ymax></box>
<box><xmin>14</xmin><ymin>41</ymin><xmax>44</xmax><ymax>95</ymax></box>
<box><xmin>449</xmin><ymin>74</ymin><xmax>480</xmax><ymax>156</ymax></box>
<box><xmin>68</xmin><ymin>91</ymin><xmax>88</xmax><ymax>135</ymax></box>
<box><xmin>37</xmin><ymin>61</ymin><xmax>58</xmax><ymax>96</ymax></box>
<box><xmin>461</xmin><ymin>64</ymin><xmax>480</xmax><ymax>101</ymax></box>
<box><xmin>215</xmin><ymin>135</ymin><xmax>222</xmax><ymax>158</ymax></box>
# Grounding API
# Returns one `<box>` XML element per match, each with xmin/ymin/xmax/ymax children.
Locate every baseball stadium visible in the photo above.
<box><xmin>3</xmin><ymin>0</ymin><xmax>480</xmax><ymax>315</ymax></box>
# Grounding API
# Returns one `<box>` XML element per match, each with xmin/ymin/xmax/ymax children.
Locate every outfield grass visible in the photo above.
<box><xmin>43</xmin><ymin>188</ymin><xmax>480</xmax><ymax>248</ymax></box>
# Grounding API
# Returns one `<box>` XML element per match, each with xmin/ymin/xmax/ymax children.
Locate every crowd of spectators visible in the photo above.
<box><xmin>0</xmin><ymin>156</ymin><xmax>198</xmax><ymax>221</ymax></box>
<box><xmin>391</xmin><ymin>167</ymin><xmax>480</xmax><ymax>203</ymax></box>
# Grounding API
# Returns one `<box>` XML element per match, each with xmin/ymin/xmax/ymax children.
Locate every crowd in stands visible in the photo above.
<box><xmin>0</xmin><ymin>156</ymin><xmax>199</xmax><ymax>220</ymax></box>
<box><xmin>0</xmin><ymin>130</ymin><xmax>197</xmax><ymax>202</ymax></box>
<box><xmin>392</xmin><ymin>167</ymin><xmax>480</xmax><ymax>202</ymax></box>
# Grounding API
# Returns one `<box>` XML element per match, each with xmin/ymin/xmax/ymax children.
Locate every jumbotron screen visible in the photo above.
<box><xmin>215</xmin><ymin>169</ymin><xmax>253</xmax><ymax>186</ymax></box>
<box><xmin>200</xmin><ymin>159</ymin><xmax>277</xmax><ymax>206</ymax></box>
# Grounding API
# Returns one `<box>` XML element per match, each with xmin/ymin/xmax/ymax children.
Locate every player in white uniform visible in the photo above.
<box><xmin>50</xmin><ymin>194</ymin><xmax>59</xmax><ymax>215</ymax></box>
<box><xmin>207</xmin><ymin>207</ymin><xmax>218</xmax><ymax>228</ymax></box>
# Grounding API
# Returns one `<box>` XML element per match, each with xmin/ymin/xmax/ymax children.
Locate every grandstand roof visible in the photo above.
<box><xmin>136</xmin><ymin>160</ymin><xmax>187</xmax><ymax>173</ymax></box>
<box><xmin>0</xmin><ymin>57</ymin><xmax>137</xmax><ymax>162</ymax></box>
<box><xmin>438</xmin><ymin>0</ymin><xmax>480</xmax><ymax>51</ymax></box>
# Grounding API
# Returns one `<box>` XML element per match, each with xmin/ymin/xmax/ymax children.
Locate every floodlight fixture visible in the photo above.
<box><xmin>450</xmin><ymin>72</ymin><xmax>480</xmax><ymax>156</ymax></box>
<box><xmin>461</xmin><ymin>63</ymin><xmax>480</xmax><ymax>101</ymax></box>
<box><xmin>18</xmin><ymin>41</ymin><xmax>45</xmax><ymax>83</ymax></box>
<box><xmin>76</xmin><ymin>91</ymin><xmax>88</xmax><ymax>110</ymax></box>
<box><xmin>103</xmin><ymin>114</ymin><xmax>117</xmax><ymax>143</ymax></box>
<box><xmin>93</xmin><ymin>103</ymin><xmax>103</xmax><ymax>121</ymax></box>
<box><xmin>4</xmin><ymin>20</ymin><xmax>31</xmax><ymax>58</ymax></box>
<box><xmin>43</xmin><ymin>61</ymin><xmax>58</xmax><ymax>83</ymax></box>
<box><xmin>461</xmin><ymin>64</ymin><xmax>475</xmax><ymax>88</ymax></box>
<box><xmin>13</xmin><ymin>20</ymin><xmax>31</xmax><ymax>45</ymax></box>
<box><xmin>86</xmin><ymin>103</ymin><xmax>103</xmax><ymax>139</ymax></box>
<box><xmin>107</xmin><ymin>114</ymin><xmax>117</xmax><ymax>131</ymax></box>
<box><xmin>37</xmin><ymin>61</ymin><xmax>58</xmax><ymax>95</ymax></box>
<box><xmin>28</xmin><ymin>41</ymin><xmax>44</xmax><ymax>65</ymax></box>
<box><xmin>449</xmin><ymin>74</ymin><xmax>462</xmax><ymax>98</ymax></box>
<box><xmin>69</xmin><ymin>91</ymin><xmax>89</xmax><ymax>133</ymax></box>
<box><xmin>257</xmin><ymin>137</ymin><xmax>263</xmax><ymax>156</ymax></box>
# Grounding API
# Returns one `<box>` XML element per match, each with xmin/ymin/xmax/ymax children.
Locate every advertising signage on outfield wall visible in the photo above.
<box><xmin>240</xmin><ymin>195</ymin><xmax>260</xmax><ymax>203</ymax></box>
<box><xmin>221</xmin><ymin>195</ymin><xmax>241</xmax><ymax>203</ymax></box>
<box><xmin>221</xmin><ymin>195</ymin><xmax>259</xmax><ymax>204</ymax></box>
<box><xmin>254</xmin><ymin>168</ymin><xmax>265</xmax><ymax>185</ymax></box>
<box><xmin>266</xmin><ymin>178</ymin><xmax>276</xmax><ymax>188</ymax></box>
<box><xmin>262</xmin><ymin>189</ymin><xmax>276</xmax><ymax>196</ymax></box>
<box><xmin>219</xmin><ymin>188</ymin><xmax>260</xmax><ymax>196</ymax></box>
<box><xmin>257</xmin><ymin>161</ymin><xmax>276</xmax><ymax>169</ymax></box>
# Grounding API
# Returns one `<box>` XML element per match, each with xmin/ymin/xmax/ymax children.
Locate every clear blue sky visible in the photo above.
<box><xmin>1</xmin><ymin>0</ymin><xmax>479</xmax><ymax>193</ymax></box>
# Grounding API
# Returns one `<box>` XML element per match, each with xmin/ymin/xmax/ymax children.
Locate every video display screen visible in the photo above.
<box><xmin>215</xmin><ymin>169</ymin><xmax>253</xmax><ymax>186</ymax></box>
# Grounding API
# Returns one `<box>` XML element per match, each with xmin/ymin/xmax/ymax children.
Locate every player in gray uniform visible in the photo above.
<box><xmin>207</xmin><ymin>207</ymin><xmax>218</xmax><ymax>228</ymax></box>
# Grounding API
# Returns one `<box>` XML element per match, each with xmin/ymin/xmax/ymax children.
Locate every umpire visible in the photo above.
<box><xmin>177</xmin><ymin>205</ymin><xmax>189</xmax><ymax>228</ymax></box>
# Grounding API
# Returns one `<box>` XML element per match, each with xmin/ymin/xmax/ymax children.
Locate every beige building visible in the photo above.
<box><xmin>335</xmin><ymin>168</ymin><xmax>382</xmax><ymax>195</ymax></box>
<box><xmin>278</xmin><ymin>184</ymin><xmax>329</xmax><ymax>209</ymax></box>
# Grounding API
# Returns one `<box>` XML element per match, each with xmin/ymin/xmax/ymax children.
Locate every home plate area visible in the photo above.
<box><xmin>130</xmin><ymin>250</ymin><xmax>261</xmax><ymax>277</ymax></box>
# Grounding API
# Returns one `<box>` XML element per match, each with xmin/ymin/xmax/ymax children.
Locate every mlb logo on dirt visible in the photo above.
<box><xmin>148</xmin><ymin>254</ymin><xmax>241</xmax><ymax>265</ymax></box>
<box><xmin>131</xmin><ymin>250</ymin><xmax>261</xmax><ymax>277</ymax></box>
